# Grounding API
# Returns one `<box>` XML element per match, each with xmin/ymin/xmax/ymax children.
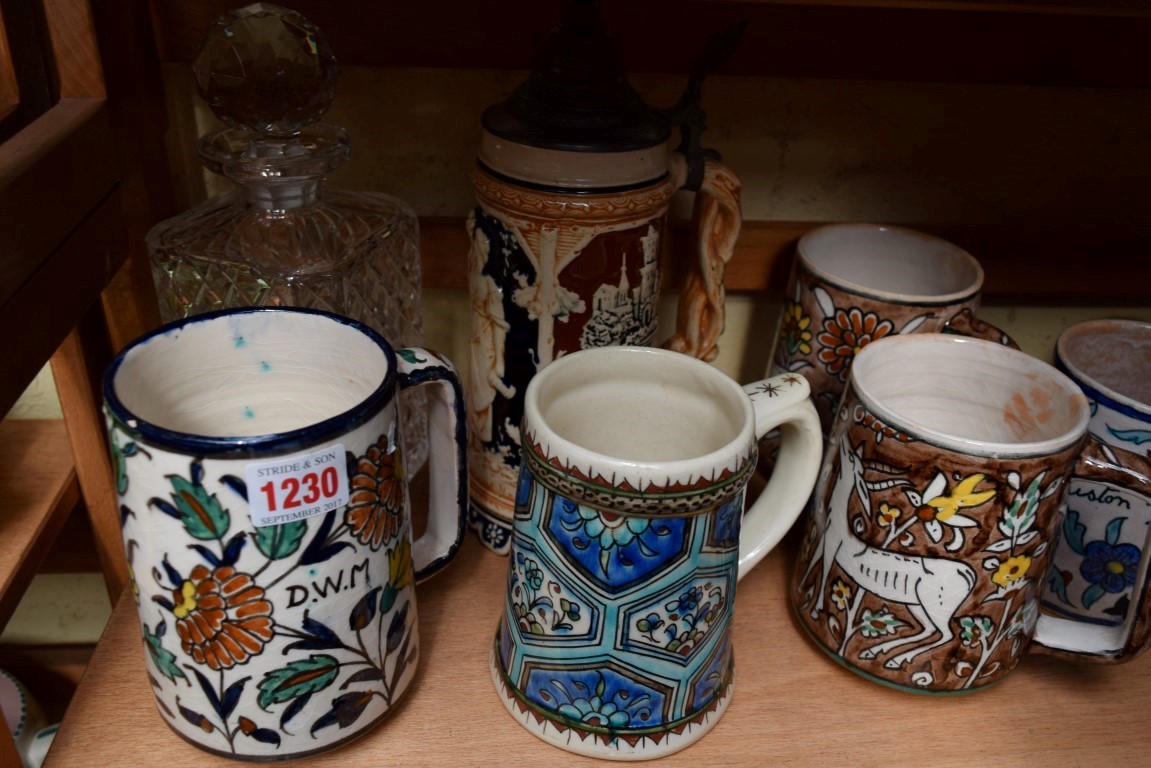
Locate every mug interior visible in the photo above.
<box><xmin>109</xmin><ymin>309</ymin><xmax>391</xmax><ymax>439</ymax></box>
<box><xmin>530</xmin><ymin>347</ymin><xmax>749</xmax><ymax>464</ymax></box>
<box><xmin>1057</xmin><ymin>319</ymin><xmax>1151</xmax><ymax>409</ymax></box>
<box><xmin>851</xmin><ymin>335</ymin><xmax>1089</xmax><ymax>453</ymax></box>
<box><xmin>800</xmin><ymin>223</ymin><xmax>983</xmax><ymax>301</ymax></box>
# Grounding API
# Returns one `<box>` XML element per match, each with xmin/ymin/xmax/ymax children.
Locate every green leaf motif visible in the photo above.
<box><xmin>1083</xmin><ymin>582</ymin><xmax>1106</xmax><ymax>609</ymax></box>
<box><xmin>254</xmin><ymin>519</ymin><xmax>308</xmax><ymax>560</ymax></box>
<box><xmin>168</xmin><ymin>474</ymin><xmax>230</xmax><ymax>540</ymax></box>
<box><xmin>257</xmin><ymin>654</ymin><xmax>340</xmax><ymax>710</ymax></box>
<box><xmin>1047</xmin><ymin>570</ymin><xmax>1072</xmax><ymax>606</ymax></box>
<box><xmin>379</xmin><ymin>584</ymin><xmax>399</xmax><ymax>615</ymax></box>
<box><xmin>143</xmin><ymin>625</ymin><xmax>186</xmax><ymax>683</ymax></box>
<box><xmin>1062</xmin><ymin>509</ymin><xmax>1087</xmax><ymax>555</ymax></box>
<box><xmin>111</xmin><ymin>430</ymin><xmax>129</xmax><ymax>496</ymax></box>
<box><xmin>397</xmin><ymin>349</ymin><xmax>426</xmax><ymax>365</ymax></box>
<box><xmin>1105</xmin><ymin>516</ymin><xmax>1127</xmax><ymax>546</ymax></box>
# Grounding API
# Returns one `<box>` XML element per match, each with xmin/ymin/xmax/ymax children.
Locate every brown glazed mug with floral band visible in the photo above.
<box><xmin>770</xmin><ymin>223</ymin><xmax>1013</xmax><ymax>437</ymax></box>
<box><xmin>790</xmin><ymin>334</ymin><xmax>1151</xmax><ymax>694</ymax></box>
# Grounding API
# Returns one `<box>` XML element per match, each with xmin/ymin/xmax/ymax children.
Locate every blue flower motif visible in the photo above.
<box><xmin>557</xmin><ymin>694</ymin><xmax>632</xmax><ymax>729</ymax></box>
<box><xmin>665</xmin><ymin>586</ymin><xmax>703</xmax><ymax>618</ymax></box>
<box><xmin>1080</xmin><ymin>540</ymin><xmax>1142</xmax><ymax>594</ymax></box>
<box><xmin>574</xmin><ymin>506</ymin><xmax>652</xmax><ymax>550</ymax></box>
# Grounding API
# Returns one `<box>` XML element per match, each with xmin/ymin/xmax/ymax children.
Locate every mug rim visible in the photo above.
<box><xmin>849</xmin><ymin>334</ymin><xmax>1090</xmax><ymax>457</ymax></box>
<box><xmin>522</xmin><ymin>346</ymin><xmax>756</xmax><ymax>505</ymax></box>
<box><xmin>798</xmin><ymin>222</ymin><xmax>984</xmax><ymax>307</ymax></box>
<box><xmin>1056</xmin><ymin>318</ymin><xmax>1151</xmax><ymax>420</ymax></box>
<box><xmin>104</xmin><ymin>306</ymin><xmax>398</xmax><ymax>457</ymax></box>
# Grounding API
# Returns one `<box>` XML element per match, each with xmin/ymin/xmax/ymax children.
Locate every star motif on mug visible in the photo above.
<box><xmin>754</xmin><ymin>382</ymin><xmax>782</xmax><ymax>397</ymax></box>
<box><xmin>782</xmin><ymin>375</ymin><xmax>803</xmax><ymax>386</ymax></box>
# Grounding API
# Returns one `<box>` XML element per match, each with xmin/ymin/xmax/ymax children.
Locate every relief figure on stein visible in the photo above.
<box><xmin>466</xmin><ymin>207</ymin><xmax>666</xmax><ymax>553</ymax></box>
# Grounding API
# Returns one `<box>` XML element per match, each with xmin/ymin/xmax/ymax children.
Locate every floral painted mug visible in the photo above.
<box><xmin>492</xmin><ymin>346</ymin><xmax>823</xmax><ymax>758</ymax></box>
<box><xmin>103</xmin><ymin>307</ymin><xmax>467</xmax><ymax>759</ymax></box>
<box><xmin>771</xmin><ymin>223</ymin><xmax>1013</xmax><ymax>437</ymax></box>
<box><xmin>1042</xmin><ymin>319</ymin><xmax>1151</xmax><ymax>658</ymax></box>
<box><xmin>791</xmin><ymin>334</ymin><xmax>1151</xmax><ymax>694</ymax></box>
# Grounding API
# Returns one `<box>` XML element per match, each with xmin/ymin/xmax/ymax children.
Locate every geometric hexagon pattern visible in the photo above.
<box><xmin>494</xmin><ymin>471</ymin><xmax>742</xmax><ymax>752</ymax></box>
<box><xmin>545</xmin><ymin>493</ymin><xmax>691</xmax><ymax>594</ymax></box>
<box><xmin>619</xmin><ymin>566</ymin><xmax>733</xmax><ymax>666</ymax></box>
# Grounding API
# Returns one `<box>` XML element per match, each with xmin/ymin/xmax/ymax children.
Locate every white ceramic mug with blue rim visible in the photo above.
<box><xmin>1043</xmin><ymin>318</ymin><xmax>1151</xmax><ymax>660</ymax></box>
<box><xmin>103</xmin><ymin>307</ymin><xmax>467</xmax><ymax>760</ymax></box>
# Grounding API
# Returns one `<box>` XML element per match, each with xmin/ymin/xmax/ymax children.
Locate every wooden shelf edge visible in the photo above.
<box><xmin>0</xmin><ymin>420</ymin><xmax>81</xmax><ymax>633</ymax></box>
<box><xmin>44</xmin><ymin>536</ymin><xmax>1151</xmax><ymax>767</ymax></box>
<box><xmin>420</xmin><ymin>216</ymin><xmax>1151</xmax><ymax>304</ymax></box>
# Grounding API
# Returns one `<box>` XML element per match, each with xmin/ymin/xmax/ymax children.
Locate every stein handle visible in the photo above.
<box><xmin>664</xmin><ymin>156</ymin><xmax>742</xmax><ymax>363</ymax></box>
<box><xmin>396</xmin><ymin>347</ymin><xmax>468</xmax><ymax>582</ymax></box>
<box><xmin>737</xmin><ymin>373</ymin><xmax>824</xmax><ymax>580</ymax></box>
<box><xmin>1031</xmin><ymin>437</ymin><xmax>1151</xmax><ymax>662</ymax></box>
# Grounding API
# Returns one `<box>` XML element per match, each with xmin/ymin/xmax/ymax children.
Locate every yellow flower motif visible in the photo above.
<box><xmin>389</xmin><ymin>535</ymin><xmax>415</xmax><ymax>591</ymax></box>
<box><xmin>779</xmin><ymin>302</ymin><xmax>813</xmax><ymax>356</ymax></box>
<box><xmin>992</xmin><ymin>555</ymin><xmax>1032</xmax><ymax>588</ymax></box>
<box><xmin>927</xmin><ymin>473</ymin><xmax>997</xmax><ymax>521</ymax></box>
<box><xmin>830</xmin><ymin>580</ymin><xmax>852</xmax><ymax>611</ymax></box>
<box><xmin>172</xmin><ymin>580</ymin><xmax>198</xmax><ymax>619</ymax></box>
<box><xmin>877</xmin><ymin>503</ymin><xmax>901</xmax><ymax>526</ymax></box>
<box><xmin>915</xmin><ymin>472</ymin><xmax>996</xmax><ymax>551</ymax></box>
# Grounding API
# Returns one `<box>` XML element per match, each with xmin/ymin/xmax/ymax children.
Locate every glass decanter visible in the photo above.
<box><xmin>148</xmin><ymin>3</ymin><xmax>427</xmax><ymax>470</ymax></box>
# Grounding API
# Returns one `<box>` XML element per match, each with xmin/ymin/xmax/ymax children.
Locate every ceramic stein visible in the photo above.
<box><xmin>790</xmin><ymin>334</ymin><xmax>1151</xmax><ymax>694</ymax></box>
<box><xmin>492</xmin><ymin>347</ymin><xmax>823</xmax><ymax>758</ymax></box>
<box><xmin>103</xmin><ymin>307</ymin><xmax>467</xmax><ymax>759</ymax></box>
<box><xmin>771</xmin><ymin>223</ymin><xmax>1013</xmax><ymax>436</ymax></box>
<box><xmin>1042</xmin><ymin>319</ymin><xmax>1151</xmax><ymax>657</ymax></box>
<box><xmin>466</xmin><ymin>2</ymin><xmax>743</xmax><ymax>554</ymax></box>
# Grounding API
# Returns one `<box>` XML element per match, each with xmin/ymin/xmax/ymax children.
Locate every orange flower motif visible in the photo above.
<box><xmin>172</xmin><ymin>565</ymin><xmax>274</xmax><ymax>670</ymax></box>
<box><xmin>817</xmin><ymin>307</ymin><xmax>894</xmax><ymax>381</ymax></box>
<box><xmin>345</xmin><ymin>434</ymin><xmax>405</xmax><ymax>550</ymax></box>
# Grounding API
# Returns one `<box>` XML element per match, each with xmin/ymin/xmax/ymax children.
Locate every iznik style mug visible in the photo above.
<box><xmin>771</xmin><ymin>223</ymin><xmax>1012</xmax><ymax>437</ymax></box>
<box><xmin>790</xmin><ymin>334</ymin><xmax>1151</xmax><ymax>694</ymax></box>
<box><xmin>492</xmin><ymin>347</ymin><xmax>822</xmax><ymax>759</ymax></box>
<box><xmin>1042</xmin><ymin>319</ymin><xmax>1151</xmax><ymax>658</ymax></box>
<box><xmin>103</xmin><ymin>307</ymin><xmax>467</xmax><ymax>760</ymax></box>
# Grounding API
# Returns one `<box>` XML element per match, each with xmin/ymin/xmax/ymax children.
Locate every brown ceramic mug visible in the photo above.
<box><xmin>771</xmin><ymin>223</ymin><xmax>1012</xmax><ymax>437</ymax></box>
<box><xmin>790</xmin><ymin>334</ymin><xmax>1151</xmax><ymax>694</ymax></box>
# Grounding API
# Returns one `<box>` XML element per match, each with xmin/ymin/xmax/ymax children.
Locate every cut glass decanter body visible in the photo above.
<box><xmin>147</xmin><ymin>4</ymin><xmax>427</xmax><ymax>468</ymax></box>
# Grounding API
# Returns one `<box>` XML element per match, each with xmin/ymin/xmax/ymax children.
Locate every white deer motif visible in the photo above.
<box><xmin>800</xmin><ymin>439</ymin><xmax>977</xmax><ymax>669</ymax></box>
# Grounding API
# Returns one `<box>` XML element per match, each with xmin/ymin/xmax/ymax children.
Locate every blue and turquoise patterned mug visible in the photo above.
<box><xmin>1044</xmin><ymin>318</ymin><xmax>1151</xmax><ymax>659</ymax></box>
<box><xmin>491</xmin><ymin>346</ymin><xmax>822</xmax><ymax>759</ymax></box>
<box><xmin>103</xmin><ymin>307</ymin><xmax>467</xmax><ymax>760</ymax></box>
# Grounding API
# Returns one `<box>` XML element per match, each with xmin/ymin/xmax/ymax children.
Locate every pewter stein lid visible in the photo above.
<box><xmin>481</xmin><ymin>0</ymin><xmax>670</xmax><ymax>154</ymax></box>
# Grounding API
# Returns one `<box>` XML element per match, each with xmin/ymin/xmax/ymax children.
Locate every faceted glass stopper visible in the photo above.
<box><xmin>193</xmin><ymin>3</ymin><xmax>338</xmax><ymax>138</ymax></box>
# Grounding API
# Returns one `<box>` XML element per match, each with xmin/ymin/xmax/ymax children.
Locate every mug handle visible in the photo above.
<box><xmin>664</xmin><ymin>156</ymin><xmax>742</xmax><ymax>363</ymax></box>
<box><xmin>737</xmin><ymin>373</ymin><xmax>824</xmax><ymax>580</ymax></box>
<box><xmin>943</xmin><ymin>307</ymin><xmax>1019</xmax><ymax>350</ymax></box>
<box><xmin>395</xmin><ymin>347</ymin><xmax>468</xmax><ymax>582</ymax></box>
<box><xmin>1032</xmin><ymin>437</ymin><xmax>1151</xmax><ymax>662</ymax></box>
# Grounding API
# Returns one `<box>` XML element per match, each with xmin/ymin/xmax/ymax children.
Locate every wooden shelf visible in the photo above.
<box><xmin>421</xmin><ymin>217</ymin><xmax>1151</xmax><ymax>305</ymax></box>
<box><xmin>0</xmin><ymin>420</ymin><xmax>80</xmax><ymax>632</ymax></box>
<box><xmin>43</xmin><ymin>535</ymin><xmax>1151</xmax><ymax>767</ymax></box>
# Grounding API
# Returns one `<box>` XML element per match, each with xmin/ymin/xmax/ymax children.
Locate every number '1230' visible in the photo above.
<box><xmin>259</xmin><ymin>467</ymin><xmax>339</xmax><ymax>511</ymax></box>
